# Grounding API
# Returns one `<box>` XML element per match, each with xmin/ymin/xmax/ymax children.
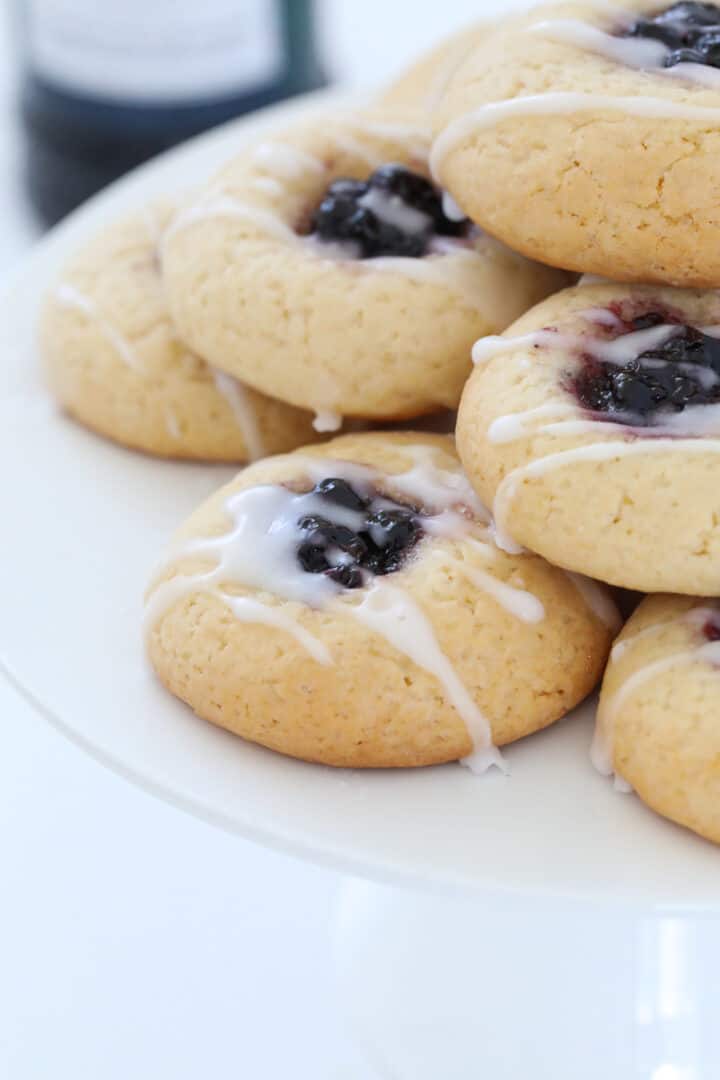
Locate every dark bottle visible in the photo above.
<box><xmin>15</xmin><ymin>1</ymin><xmax>326</xmax><ymax>225</ymax></box>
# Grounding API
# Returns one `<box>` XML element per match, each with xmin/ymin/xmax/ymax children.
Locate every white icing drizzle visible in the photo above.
<box><xmin>302</xmin><ymin>234</ymin><xmax>361</xmax><ymax>262</ymax></box>
<box><xmin>564</xmin><ymin>572</ymin><xmax>622</xmax><ymax>633</ymax></box>
<box><xmin>666</xmin><ymin>61</ymin><xmax>720</xmax><ymax>88</ymax></box>
<box><xmin>493</xmin><ymin>439</ymin><xmax>720</xmax><ymax>547</ymax></box>
<box><xmin>530</xmin><ymin>18</ymin><xmax>720</xmax><ymax>90</ymax></box>
<box><xmin>579</xmin><ymin>306</ymin><xmax>624</xmax><ymax>327</ymax></box>
<box><xmin>163</xmin><ymin>196</ymin><xmax>294</xmax><ymax>245</ymax></box>
<box><xmin>633</xmin><ymin>402</ymin><xmax>720</xmax><ymax>436</ymax></box>
<box><xmin>339</xmin><ymin>117</ymin><xmax>427</xmax><ymax>165</ymax></box>
<box><xmin>472</xmin><ymin>330</ymin><xmax>585</xmax><ymax>365</ymax></box>
<box><xmin>54</xmin><ymin>284</ymin><xmax>143</xmax><ymax>372</ymax></box>
<box><xmin>488</xmin><ymin>404</ymin><xmax>720</xmax><ymax>443</ymax></box>
<box><xmin>313</xmin><ymin>410</ymin><xmax>343</xmax><ymax>433</ymax></box>
<box><xmin>610</xmin><ymin>620</ymin><xmax>669</xmax><ymax>661</ymax></box>
<box><xmin>222</xmin><ymin>595</ymin><xmax>333</xmax><ymax>665</ymax></box>
<box><xmin>473</xmin><ymin>322</ymin><xmax>684</xmax><ymax>368</ymax></box>
<box><xmin>461</xmin><ymin>562</ymin><xmax>545</xmax><ymax>623</ymax></box>
<box><xmin>427</xmin><ymin>233</ymin><xmax>479</xmax><ymax>255</ymax></box>
<box><xmin>156</xmin><ymin>481</ymin><xmax>353</xmax><ymax>608</ymax></box>
<box><xmin>488</xmin><ymin>519</ymin><xmax>525</xmax><ymax>557</ymax></box>
<box><xmin>384</xmin><ymin>443</ymin><xmax>491</xmax><ymax>524</ymax></box>
<box><xmin>423</xmin><ymin>541</ymin><xmax>546</xmax><ymax>624</ymax></box>
<box><xmin>144</xmin><ymin>570</ymin><xmax>332</xmax><ymax>666</ymax></box>
<box><xmin>251</xmin><ymin>176</ymin><xmax>285</xmax><ymax>197</ymax></box>
<box><xmin>529</xmin><ymin>19</ymin><xmax>668</xmax><ymax>69</ymax></box>
<box><xmin>442</xmin><ymin>190</ymin><xmax>467</xmax><ymax>223</ymax></box>
<box><xmin>431</xmin><ymin>95</ymin><xmax>720</xmax><ymax>178</ymax></box>
<box><xmin>352</xmin><ymin>121</ymin><xmax>430</xmax><ymax>165</ymax></box>
<box><xmin>210</xmin><ymin>369</ymin><xmax>266</xmax><ymax>462</ymax></box>
<box><xmin>165</xmin><ymin>408</ymin><xmax>182</xmax><ymax>441</ymax></box>
<box><xmin>610</xmin><ymin>604</ymin><xmax>719</xmax><ymax>660</ymax></box>
<box><xmin>332</xmin><ymin>133</ymin><xmax>385</xmax><ymax>169</ymax></box>
<box><xmin>503</xmin><ymin>416</ymin><xmax>622</xmax><ymax>441</ymax></box>
<box><xmin>246</xmin><ymin>138</ymin><xmax>328</xmax><ymax>203</ymax></box>
<box><xmin>592</xmin><ymin>640</ymin><xmax>720</xmax><ymax>777</ymax></box>
<box><xmin>479</xmin><ymin>311</ymin><xmax>720</xmax><ymax>442</ymax></box>
<box><xmin>589</xmin><ymin>324</ymin><xmax>683</xmax><ymax>365</ymax></box>
<box><xmin>144</xmin><ymin>447</ymin><xmax>551</xmax><ymax>772</ymax></box>
<box><xmin>252</xmin><ymin>140</ymin><xmax>325</xmax><ymax>178</ymax></box>
<box><xmin>54</xmin><ymin>273</ymin><xmax>270</xmax><ymax>460</ymax></box>
<box><xmin>347</xmin><ymin>581</ymin><xmax>505</xmax><ymax>774</ymax></box>
<box><xmin>306</xmin><ymin>224</ymin><xmax>494</xmax><ymax>311</ymax></box>
<box><xmin>488</xmin><ymin>404</ymin><xmax>577</xmax><ymax>444</ymax></box>
<box><xmin>359</xmin><ymin>186</ymin><xmax>431</xmax><ymax>235</ymax></box>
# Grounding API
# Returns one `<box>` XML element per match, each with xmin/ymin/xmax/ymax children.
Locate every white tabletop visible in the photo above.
<box><xmin>0</xmin><ymin>3</ymin><xmax>521</xmax><ymax>1077</ymax></box>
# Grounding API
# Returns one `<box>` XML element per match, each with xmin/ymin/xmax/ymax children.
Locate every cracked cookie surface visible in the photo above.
<box><xmin>433</xmin><ymin>1</ymin><xmax>720</xmax><ymax>286</ymax></box>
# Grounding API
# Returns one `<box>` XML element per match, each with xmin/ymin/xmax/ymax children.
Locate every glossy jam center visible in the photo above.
<box><xmin>625</xmin><ymin>2</ymin><xmax>720</xmax><ymax>69</ymax></box>
<box><xmin>571</xmin><ymin>311</ymin><xmax>720</xmax><ymax>422</ymax></box>
<box><xmin>309</xmin><ymin>164</ymin><xmax>469</xmax><ymax>259</ymax></box>
<box><xmin>295</xmin><ymin>477</ymin><xmax>424</xmax><ymax>589</ymax></box>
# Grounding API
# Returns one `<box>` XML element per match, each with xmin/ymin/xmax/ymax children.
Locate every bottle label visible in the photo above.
<box><xmin>26</xmin><ymin>0</ymin><xmax>283</xmax><ymax>103</ymax></box>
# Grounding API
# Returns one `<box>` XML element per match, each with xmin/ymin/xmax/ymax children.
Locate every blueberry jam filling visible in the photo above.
<box><xmin>704</xmin><ymin>616</ymin><xmax>720</xmax><ymax>641</ymax></box>
<box><xmin>295</xmin><ymin>477</ymin><xmax>424</xmax><ymax>589</ymax></box>
<box><xmin>625</xmin><ymin>2</ymin><xmax>720</xmax><ymax>68</ymax></box>
<box><xmin>572</xmin><ymin>312</ymin><xmax>720</xmax><ymax>423</ymax></box>
<box><xmin>309</xmin><ymin>164</ymin><xmax>470</xmax><ymax>259</ymax></box>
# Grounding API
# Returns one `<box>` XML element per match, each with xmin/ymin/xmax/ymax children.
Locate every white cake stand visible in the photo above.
<box><xmin>2</xmin><ymin>93</ymin><xmax>720</xmax><ymax>1079</ymax></box>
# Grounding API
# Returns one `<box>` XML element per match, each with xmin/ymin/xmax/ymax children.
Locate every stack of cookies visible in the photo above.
<box><xmin>44</xmin><ymin>1</ymin><xmax>720</xmax><ymax>847</ymax></box>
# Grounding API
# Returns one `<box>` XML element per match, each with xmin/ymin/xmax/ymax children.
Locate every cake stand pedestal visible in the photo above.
<box><xmin>332</xmin><ymin>879</ymin><xmax>720</xmax><ymax>1079</ymax></box>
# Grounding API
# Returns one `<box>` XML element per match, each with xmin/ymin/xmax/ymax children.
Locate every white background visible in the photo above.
<box><xmin>0</xmin><ymin>3</ymin><xmax>519</xmax><ymax>1078</ymax></box>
